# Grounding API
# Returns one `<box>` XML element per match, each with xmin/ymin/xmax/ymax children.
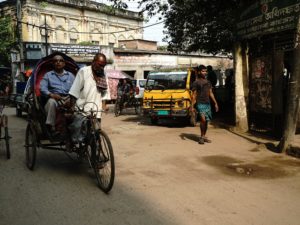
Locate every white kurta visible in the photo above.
<box><xmin>69</xmin><ymin>66</ymin><xmax>110</xmax><ymax>118</ymax></box>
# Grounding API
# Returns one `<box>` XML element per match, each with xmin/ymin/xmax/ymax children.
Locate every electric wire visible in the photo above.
<box><xmin>15</xmin><ymin>19</ymin><xmax>165</xmax><ymax>35</ymax></box>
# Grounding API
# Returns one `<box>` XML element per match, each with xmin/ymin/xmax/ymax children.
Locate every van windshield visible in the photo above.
<box><xmin>146</xmin><ymin>72</ymin><xmax>187</xmax><ymax>90</ymax></box>
<box><xmin>139</xmin><ymin>80</ymin><xmax>146</xmax><ymax>88</ymax></box>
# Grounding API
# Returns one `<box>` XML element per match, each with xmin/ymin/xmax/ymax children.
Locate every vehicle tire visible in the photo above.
<box><xmin>189</xmin><ymin>110</ymin><xmax>197</xmax><ymax>127</ymax></box>
<box><xmin>5</xmin><ymin>127</ymin><xmax>10</xmax><ymax>159</ymax></box>
<box><xmin>150</xmin><ymin>117</ymin><xmax>158</xmax><ymax>125</ymax></box>
<box><xmin>16</xmin><ymin>107</ymin><xmax>22</xmax><ymax>117</ymax></box>
<box><xmin>89</xmin><ymin>130</ymin><xmax>115</xmax><ymax>193</ymax></box>
<box><xmin>25</xmin><ymin>124</ymin><xmax>37</xmax><ymax>170</ymax></box>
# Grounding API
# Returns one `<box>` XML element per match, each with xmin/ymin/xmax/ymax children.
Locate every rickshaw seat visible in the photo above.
<box><xmin>32</xmin><ymin>52</ymin><xmax>79</xmax><ymax>106</ymax></box>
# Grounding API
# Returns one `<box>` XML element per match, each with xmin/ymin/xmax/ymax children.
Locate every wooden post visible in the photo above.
<box><xmin>277</xmin><ymin>18</ymin><xmax>300</xmax><ymax>153</ymax></box>
<box><xmin>234</xmin><ymin>42</ymin><xmax>249</xmax><ymax>132</ymax></box>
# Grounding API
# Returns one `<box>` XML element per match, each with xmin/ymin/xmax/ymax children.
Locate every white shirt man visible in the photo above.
<box><xmin>69</xmin><ymin>53</ymin><xmax>110</xmax><ymax>118</ymax></box>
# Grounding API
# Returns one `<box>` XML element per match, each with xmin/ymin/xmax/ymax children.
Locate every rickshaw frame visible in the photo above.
<box><xmin>24</xmin><ymin>52</ymin><xmax>115</xmax><ymax>193</ymax></box>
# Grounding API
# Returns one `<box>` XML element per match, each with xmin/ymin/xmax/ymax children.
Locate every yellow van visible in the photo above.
<box><xmin>143</xmin><ymin>68</ymin><xmax>198</xmax><ymax>125</ymax></box>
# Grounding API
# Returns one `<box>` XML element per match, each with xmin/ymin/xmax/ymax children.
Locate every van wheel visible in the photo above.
<box><xmin>150</xmin><ymin>118</ymin><xmax>158</xmax><ymax>125</ymax></box>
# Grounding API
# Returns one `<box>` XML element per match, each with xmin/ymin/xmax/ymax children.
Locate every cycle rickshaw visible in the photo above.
<box><xmin>114</xmin><ymin>79</ymin><xmax>141</xmax><ymax>116</ymax></box>
<box><xmin>25</xmin><ymin>52</ymin><xmax>115</xmax><ymax>193</ymax></box>
<box><xmin>0</xmin><ymin>71</ymin><xmax>11</xmax><ymax>159</ymax></box>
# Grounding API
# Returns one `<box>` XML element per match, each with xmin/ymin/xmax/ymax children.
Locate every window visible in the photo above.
<box><xmin>70</xmin><ymin>38</ymin><xmax>77</xmax><ymax>44</ymax></box>
<box><xmin>92</xmin><ymin>41</ymin><xmax>99</xmax><ymax>45</ymax></box>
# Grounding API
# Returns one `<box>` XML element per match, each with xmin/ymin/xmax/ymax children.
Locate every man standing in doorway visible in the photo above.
<box><xmin>207</xmin><ymin>65</ymin><xmax>217</xmax><ymax>88</ymax></box>
<box><xmin>191</xmin><ymin>65</ymin><xmax>219</xmax><ymax>144</ymax></box>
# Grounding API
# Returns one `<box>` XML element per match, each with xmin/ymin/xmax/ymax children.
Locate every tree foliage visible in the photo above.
<box><xmin>0</xmin><ymin>17</ymin><xmax>16</xmax><ymax>66</ymax></box>
<box><xmin>109</xmin><ymin>0</ymin><xmax>240</xmax><ymax>54</ymax></box>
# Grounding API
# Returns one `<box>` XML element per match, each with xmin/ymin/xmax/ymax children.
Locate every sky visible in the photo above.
<box><xmin>103</xmin><ymin>0</ymin><xmax>166</xmax><ymax>45</ymax></box>
<box><xmin>0</xmin><ymin>0</ymin><xmax>166</xmax><ymax>45</ymax></box>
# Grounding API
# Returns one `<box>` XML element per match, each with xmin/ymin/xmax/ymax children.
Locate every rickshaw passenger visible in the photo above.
<box><xmin>40</xmin><ymin>54</ymin><xmax>75</xmax><ymax>134</ymax></box>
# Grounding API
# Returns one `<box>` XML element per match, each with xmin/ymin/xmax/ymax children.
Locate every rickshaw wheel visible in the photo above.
<box><xmin>25</xmin><ymin>124</ymin><xmax>37</xmax><ymax>170</ymax></box>
<box><xmin>5</xmin><ymin>127</ymin><xmax>10</xmax><ymax>159</ymax></box>
<box><xmin>90</xmin><ymin>130</ymin><xmax>115</xmax><ymax>193</ymax></box>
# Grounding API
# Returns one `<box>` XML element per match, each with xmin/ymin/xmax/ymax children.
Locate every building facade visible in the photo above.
<box><xmin>0</xmin><ymin>0</ymin><xmax>144</xmax><ymax>79</ymax></box>
<box><xmin>22</xmin><ymin>0</ymin><xmax>143</xmax><ymax>47</ymax></box>
<box><xmin>236</xmin><ymin>0</ymin><xmax>300</xmax><ymax>136</ymax></box>
<box><xmin>1</xmin><ymin>0</ymin><xmax>233</xmax><ymax>96</ymax></box>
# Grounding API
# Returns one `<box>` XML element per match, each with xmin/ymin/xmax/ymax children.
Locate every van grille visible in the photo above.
<box><xmin>152</xmin><ymin>101</ymin><xmax>175</xmax><ymax>109</ymax></box>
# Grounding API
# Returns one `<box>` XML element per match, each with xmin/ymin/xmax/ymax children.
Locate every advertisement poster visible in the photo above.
<box><xmin>250</xmin><ymin>56</ymin><xmax>272</xmax><ymax>113</ymax></box>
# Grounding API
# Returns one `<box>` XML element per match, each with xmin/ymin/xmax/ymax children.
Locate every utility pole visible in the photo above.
<box><xmin>16</xmin><ymin>0</ymin><xmax>24</xmax><ymax>72</ymax></box>
<box><xmin>234</xmin><ymin>42</ymin><xmax>248</xmax><ymax>132</ymax></box>
<box><xmin>278</xmin><ymin>17</ymin><xmax>300</xmax><ymax>153</ymax></box>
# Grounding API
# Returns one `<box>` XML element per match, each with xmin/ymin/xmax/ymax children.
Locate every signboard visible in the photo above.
<box><xmin>50</xmin><ymin>44</ymin><xmax>100</xmax><ymax>57</ymax></box>
<box><xmin>25</xmin><ymin>43</ymin><xmax>43</xmax><ymax>60</ymax></box>
<box><xmin>237</xmin><ymin>0</ymin><xmax>300</xmax><ymax>39</ymax></box>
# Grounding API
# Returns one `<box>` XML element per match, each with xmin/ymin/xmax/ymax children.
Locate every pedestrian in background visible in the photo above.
<box><xmin>191</xmin><ymin>65</ymin><xmax>219</xmax><ymax>144</ymax></box>
<box><xmin>207</xmin><ymin>65</ymin><xmax>217</xmax><ymax>88</ymax></box>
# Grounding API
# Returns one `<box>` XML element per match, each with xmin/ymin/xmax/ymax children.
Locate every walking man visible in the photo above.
<box><xmin>191</xmin><ymin>65</ymin><xmax>219</xmax><ymax>144</ymax></box>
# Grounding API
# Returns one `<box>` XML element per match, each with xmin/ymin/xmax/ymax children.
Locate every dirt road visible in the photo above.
<box><xmin>0</xmin><ymin>107</ymin><xmax>299</xmax><ymax>225</ymax></box>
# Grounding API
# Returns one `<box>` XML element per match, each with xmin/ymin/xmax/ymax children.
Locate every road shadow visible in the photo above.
<box><xmin>153</xmin><ymin>119</ymin><xmax>188</xmax><ymax>128</ymax></box>
<box><xmin>179</xmin><ymin>133</ymin><xmax>199</xmax><ymax>143</ymax></box>
<box><xmin>121</xmin><ymin>115</ymin><xmax>191</xmax><ymax>128</ymax></box>
<box><xmin>225</xmin><ymin>128</ymin><xmax>284</xmax><ymax>154</ymax></box>
<box><xmin>35</xmin><ymin>150</ymin><xmax>90</xmax><ymax>177</ymax></box>
<box><xmin>264</xmin><ymin>142</ymin><xmax>280</xmax><ymax>153</ymax></box>
<box><xmin>287</xmin><ymin>146</ymin><xmax>300</xmax><ymax>158</ymax></box>
<box><xmin>11</xmin><ymin>149</ymin><xmax>182</xmax><ymax>225</ymax></box>
<box><xmin>121</xmin><ymin>115</ymin><xmax>146</xmax><ymax>123</ymax></box>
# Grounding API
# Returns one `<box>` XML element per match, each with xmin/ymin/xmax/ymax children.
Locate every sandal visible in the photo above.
<box><xmin>203</xmin><ymin>137</ymin><xmax>212</xmax><ymax>143</ymax></box>
<box><xmin>198</xmin><ymin>137</ymin><xmax>204</xmax><ymax>144</ymax></box>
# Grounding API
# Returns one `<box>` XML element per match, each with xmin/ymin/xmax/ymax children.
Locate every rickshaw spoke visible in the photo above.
<box><xmin>25</xmin><ymin>124</ymin><xmax>37</xmax><ymax>170</ymax></box>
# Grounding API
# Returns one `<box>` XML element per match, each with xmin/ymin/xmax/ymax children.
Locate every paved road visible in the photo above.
<box><xmin>0</xmin><ymin>107</ymin><xmax>299</xmax><ymax>225</ymax></box>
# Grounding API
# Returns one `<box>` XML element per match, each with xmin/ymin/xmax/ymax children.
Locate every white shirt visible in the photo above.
<box><xmin>69</xmin><ymin>66</ymin><xmax>110</xmax><ymax>118</ymax></box>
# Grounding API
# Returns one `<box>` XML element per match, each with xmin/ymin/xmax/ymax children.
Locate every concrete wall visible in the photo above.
<box><xmin>113</xmin><ymin>52</ymin><xmax>233</xmax><ymax>79</ymax></box>
<box><xmin>119</xmin><ymin>40</ymin><xmax>157</xmax><ymax>51</ymax></box>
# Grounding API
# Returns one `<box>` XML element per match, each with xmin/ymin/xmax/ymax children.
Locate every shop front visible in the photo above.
<box><xmin>237</xmin><ymin>0</ymin><xmax>300</xmax><ymax>137</ymax></box>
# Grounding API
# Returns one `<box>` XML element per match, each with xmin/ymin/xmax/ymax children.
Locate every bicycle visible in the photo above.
<box><xmin>73</xmin><ymin>103</ymin><xmax>115</xmax><ymax>193</ymax></box>
<box><xmin>114</xmin><ymin>92</ymin><xmax>141</xmax><ymax>116</ymax></box>
<box><xmin>24</xmin><ymin>52</ymin><xmax>114</xmax><ymax>193</ymax></box>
